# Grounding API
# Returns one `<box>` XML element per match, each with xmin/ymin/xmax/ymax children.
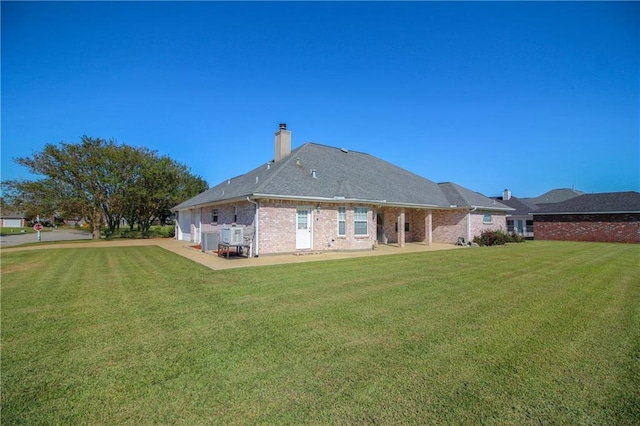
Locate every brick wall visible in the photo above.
<box><xmin>258</xmin><ymin>201</ymin><xmax>297</xmax><ymax>253</ymax></box>
<box><xmin>258</xmin><ymin>201</ymin><xmax>375</xmax><ymax>254</ymax></box>
<box><xmin>180</xmin><ymin>200</ymin><xmax>511</xmax><ymax>252</ymax></box>
<box><xmin>469</xmin><ymin>210</ymin><xmax>507</xmax><ymax>239</ymax></box>
<box><xmin>314</xmin><ymin>204</ymin><xmax>375</xmax><ymax>251</ymax></box>
<box><xmin>430</xmin><ymin>210</ymin><xmax>507</xmax><ymax>244</ymax></box>
<box><xmin>432</xmin><ymin>210</ymin><xmax>467</xmax><ymax>243</ymax></box>
<box><xmin>199</xmin><ymin>202</ymin><xmax>256</xmax><ymax>244</ymax></box>
<box><xmin>534</xmin><ymin>213</ymin><xmax>640</xmax><ymax>243</ymax></box>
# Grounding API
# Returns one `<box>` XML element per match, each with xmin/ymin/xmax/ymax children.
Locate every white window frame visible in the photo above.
<box><xmin>337</xmin><ymin>207</ymin><xmax>346</xmax><ymax>236</ymax></box>
<box><xmin>212</xmin><ymin>208</ymin><xmax>219</xmax><ymax>224</ymax></box>
<box><xmin>354</xmin><ymin>207</ymin><xmax>368</xmax><ymax>236</ymax></box>
<box><xmin>483</xmin><ymin>213</ymin><xmax>493</xmax><ymax>224</ymax></box>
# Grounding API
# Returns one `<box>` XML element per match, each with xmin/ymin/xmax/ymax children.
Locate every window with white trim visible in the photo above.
<box><xmin>483</xmin><ymin>213</ymin><xmax>493</xmax><ymax>224</ymax></box>
<box><xmin>212</xmin><ymin>209</ymin><xmax>219</xmax><ymax>223</ymax></box>
<box><xmin>337</xmin><ymin>207</ymin><xmax>346</xmax><ymax>236</ymax></box>
<box><xmin>354</xmin><ymin>207</ymin><xmax>368</xmax><ymax>236</ymax></box>
<box><xmin>233</xmin><ymin>206</ymin><xmax>238</xmax><ymax>223</ymax></box>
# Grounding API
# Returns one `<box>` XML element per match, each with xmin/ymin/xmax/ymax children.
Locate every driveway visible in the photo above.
<box><xmin>0</xmin><ymin>228</ymin><xmax>93</xmax><ymax>247</ymax></box>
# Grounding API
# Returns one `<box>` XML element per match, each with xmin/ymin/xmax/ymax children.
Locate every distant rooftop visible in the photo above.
<box><xmin>527</xmin><ymin>188</ymin><xmax>585</xmax><ymax>204</ymax></box>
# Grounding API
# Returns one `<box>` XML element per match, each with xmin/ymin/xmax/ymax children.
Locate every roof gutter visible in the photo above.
<box><xmin>251</xmin><ymin>193</ymin><xmax>453</xmax><ymax>210</ymax></box>
<box><xmin>467</xmin><ymin>206</ymin><xmax>477</xmax><ymax>242</ymax></box>
<box><xmin>246</xmin><ymin>197</ymin><xmax>259</xmax><ymax>257</ymax></box>
<box><xmin>175</xmin><ymin>194</ymin><xmax>515</xmax><ymax>212</ymax></box>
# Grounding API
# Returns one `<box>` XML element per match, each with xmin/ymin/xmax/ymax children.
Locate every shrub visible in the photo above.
<box><xmin>118</xmin><ymin>229</ymin><xmax>142</xmax><ymax>239</ymax></box>
<box><xmin>506</xmin><ymin>231</ymin><xmax>525</xmax><ymax>243</ymax></box>
<box><xmin>148</xmin><ymin>225</ymin><xmax>175</xmax><ymax>238</ymax></box>
<box><xmin>473</xmin><ymin>229</ymin><xmax>525</xmax><ymax>246</ymax></box>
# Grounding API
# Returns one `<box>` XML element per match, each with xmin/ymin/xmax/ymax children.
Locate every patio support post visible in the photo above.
<box><xmin>425</xmin><ymin>210</ymin><xmax>432</xmax><ymax>245</ymax></box>
<box><xmin>190</xmin><ymin>209</ymin><xmax>196</xmax><ymax>243</ymax></box>
<box><xmin>398</xmin><ymin>209</ymin><xmax>406</xmax><ymax>248</ymax></box>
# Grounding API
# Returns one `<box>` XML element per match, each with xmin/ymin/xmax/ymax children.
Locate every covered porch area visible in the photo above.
<box><xmin>375</xmin><ymin>207</ymin><xmax>468</xmax><ymax>247</ymax></box>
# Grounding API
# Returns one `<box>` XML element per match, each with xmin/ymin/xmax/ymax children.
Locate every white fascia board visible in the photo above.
<box><xmin>174</xmin><ymin>195</ymin><xmax>254</xmax><ymax>211</ymax></box>
<box><xmin>251</xmin><ymin>193</ymin><xmax>448</xmax><ymax>209</ymax></box>
<box><xmin>471</xmin><ymin>205</ymin><xmax>516</xmax><ymax>212</ymax></box>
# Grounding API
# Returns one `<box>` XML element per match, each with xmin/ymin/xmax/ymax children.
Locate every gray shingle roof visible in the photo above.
<box><xmin>174</xmin><ymin>143</ymin><xmax>509</xmax><ymax>211</ymax></box>
<box><xmin>528</xmin><ymin>188</ymin><xmax>585</xmax><ymax>204</ymax></box>
<box><xmin>438</xmin><ymin>182</ymin><xmax>511</xmax><ymax>210</ymax></box>
<box><xmin>534</xmin><ymin>191</ymin><xmax>640</xmax><ymax>214</ymax></box>
<box><xmin>495</xmin><ymin>197</ymin><xmax>539</xmax><ymax>216</ymax></box>
<box><xmin>0</xmin><ymin>211</ymin><xmax>27</xmax><ymax>219</ymax></box>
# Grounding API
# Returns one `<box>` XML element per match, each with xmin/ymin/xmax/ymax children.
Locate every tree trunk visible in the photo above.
<box><xmin>92</xmin><ymin>224</ymin><xmax>101</xmax><ymax>239</ymax></box>
<box><xmin>90</xmin><ymin>209</ymin><xmax>102</xmax><ymax>239</ymax></box>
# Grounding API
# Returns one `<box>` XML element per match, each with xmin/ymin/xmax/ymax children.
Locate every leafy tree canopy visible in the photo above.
<box><xmin>4</xmin><ymin>136</ymin><xmax>208</xmax><ymax>238</ymax></box>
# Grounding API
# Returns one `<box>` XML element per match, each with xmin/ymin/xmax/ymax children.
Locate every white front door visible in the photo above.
<box><xmin>296</xmin><ymin>208</ymin><xmax>312</xmax><ymax>250</ymax></box>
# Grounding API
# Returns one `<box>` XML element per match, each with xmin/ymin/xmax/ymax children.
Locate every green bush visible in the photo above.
<box><xmin>118</xmin><ymin>229</ymin><xmax>142</xmax><ymax>239</ymax></box>
<box><xmin>473</xmin><ymin>229</ymin><xmax>525</xmax><ymax>246</ymax></box>
<box><xmin>105</xmin><ymin>224</ymin><xmax>175</xmax><ymax>239</ymax></box>
<box><xmin>506</xmin><ymin>231</ymin><xmax>525</xmax><ymax>243</ymax></box>
<box><xmin>148</xmin><ymin>225</ymin><xmax>175</xmax><ymax>238</ymax></box>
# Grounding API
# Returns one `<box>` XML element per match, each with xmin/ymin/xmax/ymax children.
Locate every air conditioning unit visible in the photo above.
<box><xmin>201</xmin><ymin>231</ymin><xmax>220</xmax><ymax>252</ymax></box>
<box><xmin>221</xmin><ymin>226</ymin><xmax>243</xmax><ymax>245</ymax></box>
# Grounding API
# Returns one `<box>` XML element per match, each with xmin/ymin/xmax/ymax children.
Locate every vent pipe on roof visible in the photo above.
<box><xmin>274</xmin><ymin>123</ymin><xmax>291</xmax><ymax>162</ymax></box>
<box><xmin>311</xmin><ymin>169</ymin><xmax>317</xmax><ymax>178</ymax></box>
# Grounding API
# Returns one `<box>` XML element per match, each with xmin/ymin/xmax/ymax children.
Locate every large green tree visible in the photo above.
<box><xmin>124</xmin><ymin>154</ymin><xmax>208</xmax><ymax>237</ymax></box>
<box><xmin>8</xmin><ymin>136</ymin><xmax>207</xmax><ymax>239</ymax></box>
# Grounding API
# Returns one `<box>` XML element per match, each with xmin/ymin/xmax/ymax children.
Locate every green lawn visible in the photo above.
<box><xmin>0</xmin><ymin>226</ymin><xmax>50</xmax><ymax>236</ymax></box>
<box><xmin>2</xmin><ymin>241</ymin><xmax>639</xmax><ymax>424</ymax></box>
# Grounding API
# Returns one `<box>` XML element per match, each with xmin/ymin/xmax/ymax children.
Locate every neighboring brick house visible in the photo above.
<box><xmin>533</xmin><ymin>191</ymin><xmax>640</xmax><ymax>243</ymax></box>
<box><xmin>496</xmin><ymin>188</ymin><xmax>585</xmax><ymax>239</ymax></box>
<box><xmin>173</xmin><ymin>124</ymin><xmax>511</xmax><ymax>255</ymax></box>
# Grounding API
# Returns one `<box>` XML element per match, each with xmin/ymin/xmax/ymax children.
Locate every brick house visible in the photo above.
<box><xmin>496</xmin><ymin>187</ymin><xmax>586</xmax><ymax>239</ymax></box>
<box><xmin>173</xmin><ymin>124</ymin><xmax>511</xmax><ymax>255</ymax></box>
<box><xmin>533</xmin><ymin>191</ymin><xmax>640</xmax><ymax>243</ymax></box>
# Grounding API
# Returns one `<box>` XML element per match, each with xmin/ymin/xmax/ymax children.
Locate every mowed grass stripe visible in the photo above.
<box><xmin>1</xmin><ymin>241</ymin><xmax>639</xmax><ymax>424</ymax></box>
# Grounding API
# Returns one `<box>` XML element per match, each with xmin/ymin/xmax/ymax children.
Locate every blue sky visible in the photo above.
<box><xmin>2</xmin><ymin>1</ymin><xmax>638</xmax><ymax>198</ymax></box>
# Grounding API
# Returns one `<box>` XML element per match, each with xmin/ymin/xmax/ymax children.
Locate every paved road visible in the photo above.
<box><xmin>0</xmin><ymin>228</ymin><xmax>93</xmax><ymax>247</ymax></box>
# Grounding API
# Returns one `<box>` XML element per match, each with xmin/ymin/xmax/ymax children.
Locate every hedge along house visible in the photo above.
<box><xmin>172</xmin><ymin>124</ymin><xmax>512</xmax><ymax>255</ymax></box>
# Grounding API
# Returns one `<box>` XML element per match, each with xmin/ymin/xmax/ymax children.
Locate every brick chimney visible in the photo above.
<box><xmin>274</xmin><ymin>123</ymin><xmax>291</xmax><ymax>162</ymax></box>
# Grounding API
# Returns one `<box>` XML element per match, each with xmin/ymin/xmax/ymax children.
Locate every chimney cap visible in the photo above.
<box><xmin>279</xmin><ymin>123</ymin><xmax>287</xmax><ymax>130</ymax></box>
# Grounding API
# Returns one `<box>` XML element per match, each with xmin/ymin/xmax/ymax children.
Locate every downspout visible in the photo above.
<box><xmin>467</xmin><ymin>206</ymin><xmax>477</xmax><ymax>243</ymax></box>
<box><xmin>247</xmin><ymin>197</ymin><xmax>259</xmax><ymax>257</ymax></box>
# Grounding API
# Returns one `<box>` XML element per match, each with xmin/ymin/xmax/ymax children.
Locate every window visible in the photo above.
<box><xmin>233</xmin><ymin>206</ymin><xmax>238</xmax><ymax>223</ymax></box>
<box><xmin>354</xmin><ymin>207</ymin><xmax>368</xmax><ymax>236</ymax></box>
<box><xmin>395</xmin><ymin>222</ymin><xmax>410</xmax><ymax>232</ymax></box>
<box><xmin>483</xmin><ymin>213</ymin><xmax>493</xmax><ymax>224</ymax></box>
<box><xmin>297</xmin><ymin>209</ymin><xmax>308</xmax><ymax>229</ymax></box>
<box><xmin>337</xmin><ymin>207</ymin><xmax>346</xmax><ymax>236</ymax></box>
<box><xmin>506</xmin><ymin>219</ymin><xmax>514</xmax><ymax>232</ymax></box>
<box><xmin>212</xmin><ymin>209</ymin><xmax>219</xmax><ymax>223</ymax></box>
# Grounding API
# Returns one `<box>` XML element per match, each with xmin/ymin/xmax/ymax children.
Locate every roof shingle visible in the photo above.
<box><xmin>534</xmin><ymin>191</ymin><xmax>640</xmax><ymax>214</ymax></box>
<box><xmin>174</xmin><ymin>143</ymin><xmax>510</xmax><ymax>211</ymax></box>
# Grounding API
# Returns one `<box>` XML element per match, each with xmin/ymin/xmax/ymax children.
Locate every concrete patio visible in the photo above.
<box><xmin>1</xmin><ymin>238</ymin><xmax>463</xmax><ymax>270</ymax></box>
